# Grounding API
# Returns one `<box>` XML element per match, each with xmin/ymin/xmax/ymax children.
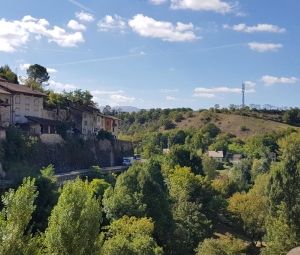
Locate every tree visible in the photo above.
<box><xmin>0</xmin><ymin>178</ymin><xmax>38</xmax><ymax>255</ymax></box>
<box><xmin>228</xmin><ymin>174</ymin><xmax>269</xmax><ymax>243</ymax></box>
<box><xmin>0</xmin><ymin>65</ymin><xmax>18</xmax><ymax>83</ymax></box>
<box><xmin>90</xmin><ymin>178</ymin><xmax>111</xmax><ymax>198</ymax></box>
<box><xmin>64</xmin><ymin>89</ymin><xmax>96</xmax><ymax>106</ymax></box>
<box><xmin>103</xmin><ymin>160</ymin><xmax>173</xmax><ymax>249</ymax></box>
<box><xmin>27</xmin><ymin>64</ymin><xmax>50</xmax><ymax>84</ymax></box>
<box><xmin>167</xmin><ymin>166</ymin><xmax>223</xmax><ymax>254</ymax></box>
<box><xmin>44</xmin><ymin>179</ymin><xmax>102</xmax><ymax>255</ymax></box>
<box><xmin>262</xmin><ymin>205</ymin><xmax>298</xmax><ymax>255</ymax></box>
<box><xmin>166</xmin><ymin>145</ymin><xmax>202</xmax><ymax>175</ymax></box>
<box><xmin>32</xmin><ymin>165</ymin><xmax>59</xmax><ymax>232</ymax></box>
<box><xmin>202</xmin><ymin>155</ymin><xmax>218</xmax><ymax>180</ymax></box>
<box><xmin>196</xmin><ymin>234</ymin><xmax>247</xmax><ymax>255</ymax></box>
<box><xmin>100</xmin><ymin>216</ymin><xmax>163</xmax><ymax>255</ymax></box>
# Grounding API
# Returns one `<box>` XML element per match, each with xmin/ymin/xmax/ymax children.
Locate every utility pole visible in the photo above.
<box><xmin>242</xmin><ymin>82</ymin><xmax>245</xmax><ymax>108</ymax></box>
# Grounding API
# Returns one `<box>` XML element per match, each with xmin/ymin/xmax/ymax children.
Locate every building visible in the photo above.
<box><xmin>0</xmin><ymin>78</ymin><xmax>46</xmax><ymax>124</ymax></box>
<box><xmin>0</xmin><ymin>78</ymin><xmax>120</xmax><ymax>138</ymax></box>
<box><xmin>208</xmin><ymin>151</ymin><xmax>224</xmax><ymax>162</ymax></box>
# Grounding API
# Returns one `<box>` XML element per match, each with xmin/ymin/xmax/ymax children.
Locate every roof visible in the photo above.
<box><xmin>208</xmin><ymin>151</ymin><xmax>224</xmax><ymax>158</ymax></box>
<box><xmin>70</xmin><ymin>104</ymin><xmax>100</xmax><ymax>113</ymax></box>
<box><xmin>0</xmin><ymin>87</ymin><xmax>11</xmax><ymax>95</ymax></box>
<box><xmin>25</xmin><ymin>116</ymin><xmax>62</xmax><ymax>125</ymax></box>
<box><xmin>0</xmin><ymin>80</ymin><xmax>46</xmax><ymax>97</ymax></box>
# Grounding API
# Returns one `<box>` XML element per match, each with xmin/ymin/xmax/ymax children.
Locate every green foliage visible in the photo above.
<box><xmin>64</xmin><ymin>89</ymin><xmax>96</xmax><ymax>106</ymax></box>
<box><xmin>0</xmin><ymin>178</ymin><xmax>38</xmax><ymax>255</ymax></box>
<box><xmin>27</xmin><ymin>64</ymin><xmax>50</xmax><ymax>84</ymax></box>
<box><xmin>0</xmin><ymin>65</ymin><xmax>18</xmax><ymax>83</ymax></box>
<box><xmin>196</xmin><ymin>234</ymin><xmax>247</xmax><ymax>255</ymax></box>
<box><xmin>228</xmin><ymin>174</ymin><xmax>269</xmax><ymax>241</ymax></box>
<box><xmin>44</xmin><ymin>179</ymin><xmax>102</xmax><ymax>255</ymax></box>
<box><xmin>103</xmin><ymin>160</ymin><xmax>173</xmax><ymax>247</ymax></box>
<box><xmin>167</xmin><ymin>167</ymin><xmax>214</xmax><ymax>254</ymax></box>
<box><xmin>32</xmin><ymin>165</ymin><xmax>58</xmax><ymax>232</ymax></box>
<box><xmin>202</xmin><ymin>155</ymin><xmax>218</xmax><ymax>180</ymax></box>
<box><xmin>100</xmin><ymin>216</ymin><xmax>163</xmax><ymax>255</ymax></box>
<box><xmin>166</xmin><ymin>145</ymin><xmax>202</xmax><ymax>174</ymax></box>
<box><xmin>97</xmin><ymin>129</ymin><xmax>115</xmax><ymax>141</ymax></box>
<box><xmin>90</xmin><ymin>178</ymin><xmax>111</xmax><ymax>198</ymax></box>
<box><xmin>283</xmin><ymin>108</ymin><xmax>300</xmax><ymax>125</ymax></box>
<box><xmin>262</xmin><ymin>205</ymin><xmax>299</xmax><ymax>255</ymax></box>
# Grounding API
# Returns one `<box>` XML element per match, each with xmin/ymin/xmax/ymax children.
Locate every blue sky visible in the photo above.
<box><xmin>0</xmin><ymin>0</ymin><xmax>299</xmax><ymax>109</ymax></box>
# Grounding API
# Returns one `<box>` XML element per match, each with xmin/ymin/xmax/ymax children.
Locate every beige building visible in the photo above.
<box><xmin>0</xmin><ymin>78</ymin><xmax>46</xmax><ymax>124</ymax></box>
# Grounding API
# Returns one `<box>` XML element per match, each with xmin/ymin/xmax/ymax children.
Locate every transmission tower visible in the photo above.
<box><xmin>242</xmin><ymin>82</ymin><xmax>245</xmax><ymax>108</ymax></box>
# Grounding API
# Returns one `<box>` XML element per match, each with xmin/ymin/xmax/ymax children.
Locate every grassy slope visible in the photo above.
<box><xmin>176</xmin><ymin>112</ymin><xmax>298</xmax><ymax>139</ymax></box>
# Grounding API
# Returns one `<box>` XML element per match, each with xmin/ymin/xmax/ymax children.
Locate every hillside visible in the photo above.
<box><xmin>118</xmin><ymin>109</ymin><xmax>299</xmax><ymax>140</ymax></box>
<box><xmin>176</xmin><ymin>111</ymin><xmax>298</xmax><ymax>139</ymax></box>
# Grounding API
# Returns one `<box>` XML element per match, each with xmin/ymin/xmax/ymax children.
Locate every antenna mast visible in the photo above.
<box><xmin>242</xmin><ymin>82</ymin><xmax>245</xmax><ymax>108</ymax></box>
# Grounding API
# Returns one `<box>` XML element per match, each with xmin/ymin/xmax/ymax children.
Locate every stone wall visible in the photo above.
<box><xmin>24</xmin><ymin>138</ymin><xmax>133</xmax><ymax>173</ymax></box>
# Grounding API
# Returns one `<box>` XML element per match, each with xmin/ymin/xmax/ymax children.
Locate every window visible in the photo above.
<box><xmin>84</xmin><ymin>121</ymin><xmax>88</xmax><ymax>126</ymax></box>
<box><xmin>34</xmin><ymin>98</ymin><xmax>39</xmax><ymax>106</ymax></box>
<box><xmin>25</xmin><ymin>97</ymin><xmax>30</xmax><ymax>105</ymax></box>
<box><xmin>15</xmin><ymin>95</ymin><xmax>20</xmax><ymax>104</ymax></box>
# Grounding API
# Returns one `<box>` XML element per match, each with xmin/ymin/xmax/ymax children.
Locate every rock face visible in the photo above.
<box><xmin>0</xmin><ymin>162</ymin><xmax>6</xmax><ymax>178</ymax></box>
<box><xmin>287</xmin><ymin>247</ymin><xmax>300</xmax><ymax>255</ymax></box>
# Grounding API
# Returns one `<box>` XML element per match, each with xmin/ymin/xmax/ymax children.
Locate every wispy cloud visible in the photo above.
<box><xmin>50</xmin><ymin>52</ymin><xmax>145</xmax><ymax>66</ymax></box>
<box><xmin>166</xmin><ymin>95</ymin><xmax>176</xmax><ymax>101</ymax></box>
<box><xmin>193</xmin><ymin>85</ymin><xmax>255</xmax><ymax>98</ymax></box>
<box><xmin>261</xmin><ymin>75</ymin><xmax>298</xmax><ymax>86</ymax></box>
<box><xmin>91</xmin><ymin>89</ymin><xmax>135</xmax><ymax>106</ymax></box>
<box><xmin>48</xmin><ymin>80</ymin><xmax>77</xmax><ymax>92</ymax></box>
<box><xmin>248</xmin><ymin>42</ymin><xmax>282</xmax><ymax>52</ymax></box>
<box><xmin>160</xmin><ymin>88</ymin><xmax>179</xmax><ymax>93</ymax></box>
<box><xmin>68</xmin><ymin>0</ymin><xmax>93</xmax><ymax>13</ymax></box>
<box><xmin>149</xmin><ymin>0</ymin><xmax>168</xmax><ymax>5</ymax></box>
<box><xmin>224</xmin><ymin>23</ymin><xmax>286</xmax><ymax>33</ymax></box>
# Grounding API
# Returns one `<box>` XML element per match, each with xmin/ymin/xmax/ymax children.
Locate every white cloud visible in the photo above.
<box><xmin>193</xmin><ymin>86</ymin><xmax>255</xmax><ymax>98</ymax></box>
<box><xmin>149</xmin><ymin>0</ymin><xmax>168</xmax><ymax>5</ymax></box>
<box><xmin>0</xmin><ymin>15</ymin><xmax>84</xmax><ymax>52</ymax></box>
<box><xmin>194</xmin><ymin>92</ymin><xmax>216</xmax><ymax>98</ymax></box>
<box><xmin>48</xmin><ymin>80</ymin><xmax>77</xmax><ymax>92</ymax></box>
<box><xmin>224</xmin><ymin>23</ymin><xmax>286</xmax><ymax>33</ymax></box>
<box><xmin>110</xmin><ymin>94</ymin><xmax>135</xmax><ymax>104</ymax></box>
<box><xmin>160</xmin><ymin>88</ymin><xmax>179</xmax><ymax>93</ymax></box>
<box><xmin>261</xmin><ymin>75</ymin><xmax>298</xmax><ymax>86</ymax></box>
<box><xmin>248</xmin><ymin>42</ymin><xmax>282</xmax><ymax>52</ymax></box>
<box><xmin>19</xmin><ymin>63</ymin><xmax>57</xmax><ymax>73</ymax></box>
<box><xmin>244</xmin><ymin>81</ymin><xmax>256</xmax><ymax>89</ymax></box>
<box><xmin>166</xmin><ymin>96</ymin><xmax>176</xmax><ymax>101</ymax></box>
<box><xmin>75</xmin><ymin>11</ymin><xmax>94</xmax><ymax>22</ymax></box>
<box><xmin>67</xmin><ymin>20</ymin><xmax>86</xmax><ymax>31</ymax></box>
<box><xmin>128</xmin><ymin>14</ymin><xmax>198</xmax><ymax>42</ymax></box>
<box><xmin>91</xmin><ymin>89</ymin><xmax>135</xmax><ymax>106</ymax></box>
<box><xmin>98</xmin><ymin>15</ymin><xmax>127</xmax><ymax>32</ymax></box>
<box><xmin>91</xmin><ymin>90</ymin><xmax>124</xmax><ymax>95</ymax></box>
<box><xmin>170</xmin><ymin>0</ymin><xmax>232</xmax><ymax>13</ymax></box>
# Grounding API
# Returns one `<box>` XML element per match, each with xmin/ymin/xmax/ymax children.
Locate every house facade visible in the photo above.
<box><xmin>0</xmin><ymin>78</ymin><xmax>46</xmax><ymax>124</ymax></box>
<box><xmin>0</xmin><ymin>79</ymin><xmax>120</xmax><ymax>138</ymax></box>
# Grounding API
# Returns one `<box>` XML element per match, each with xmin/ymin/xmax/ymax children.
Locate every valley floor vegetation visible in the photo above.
<box><xmin>1</xmin><ymin>116</ymin><xmax>300</xmax><ymax>255</ymax></box>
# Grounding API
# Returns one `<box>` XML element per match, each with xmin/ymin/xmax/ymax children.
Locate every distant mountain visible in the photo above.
<box><xmin>100</xmin><ymin>106</ymin><xmax>141</xmax><ymax>113</ymax></box>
